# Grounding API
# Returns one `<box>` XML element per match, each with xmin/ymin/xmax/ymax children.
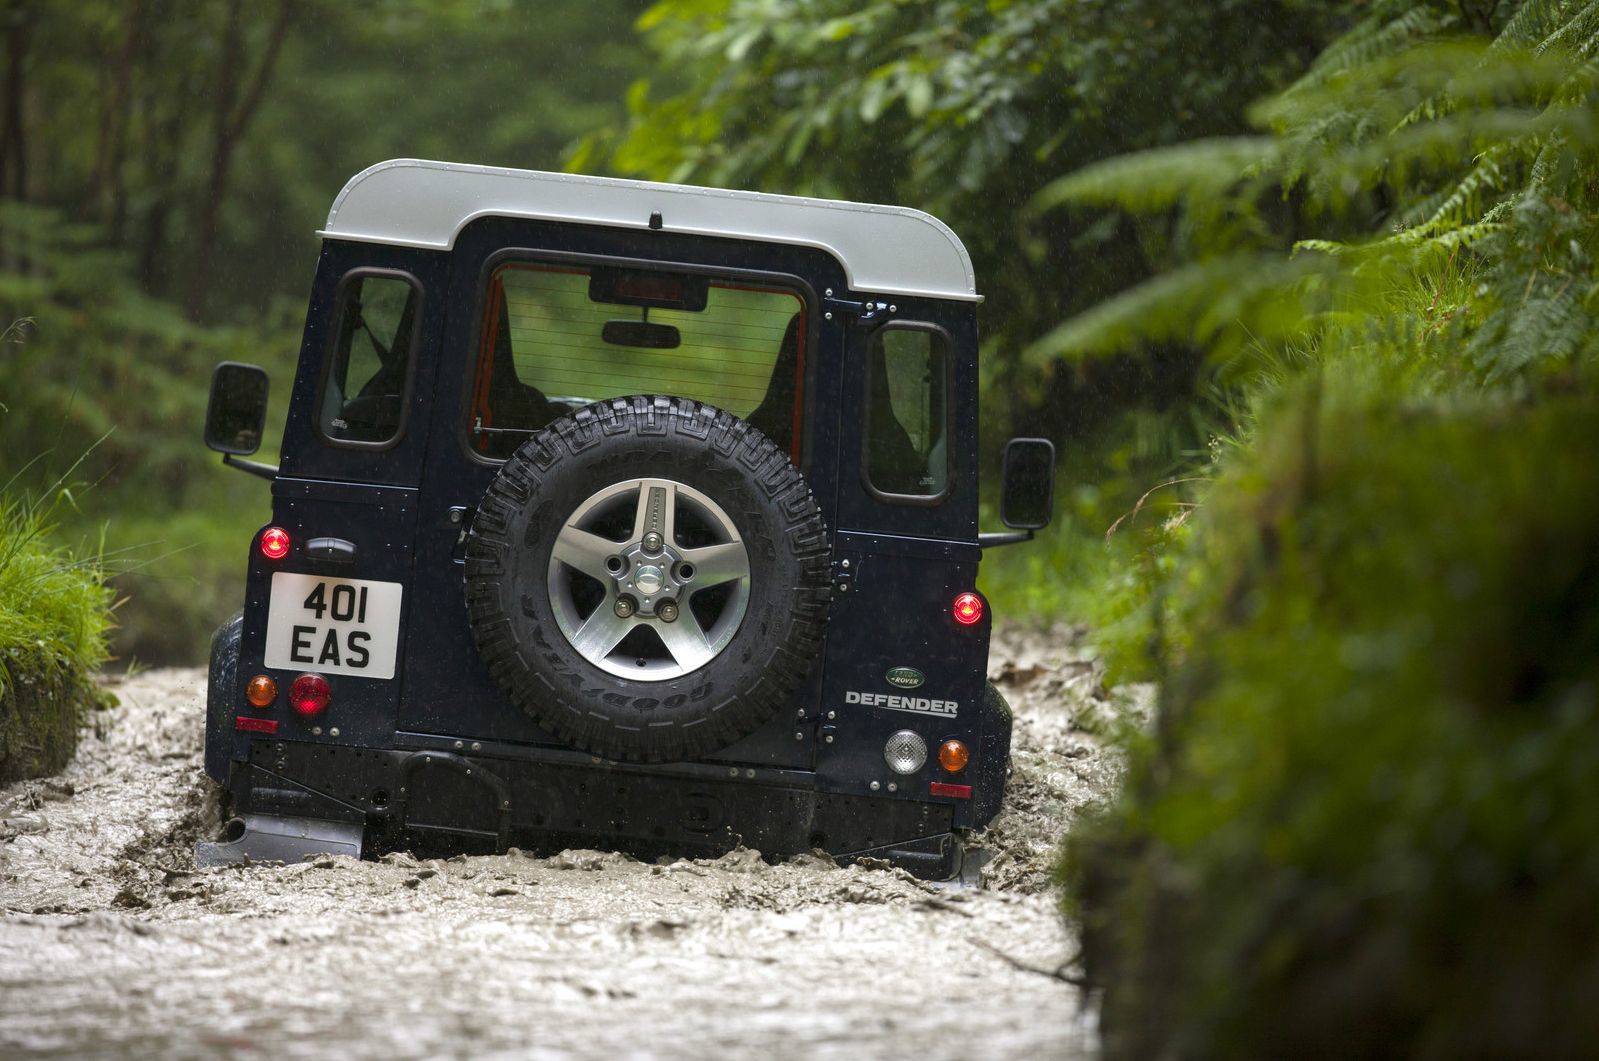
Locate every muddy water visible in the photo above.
<box><xmin>0</xmin><ymin>626</ymin><xmax>1146</xmax><ymax>1059</ymax></box>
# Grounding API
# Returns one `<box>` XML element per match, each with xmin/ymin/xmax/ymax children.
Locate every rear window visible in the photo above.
<box><xmin>468</xmin><ymin>262</ymin><xmax>807</xmax><ymax>461</ymax></box>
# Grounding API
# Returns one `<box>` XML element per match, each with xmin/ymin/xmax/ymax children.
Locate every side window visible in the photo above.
<box><xmin>865</xmin><ymin>324</ymin><xmax>950</xmax><ymax>499</ymax></box>
<box><xmin>318</xmin><ymin>272</ymin><xmax>420</xmax><ymax>445</ymax></box>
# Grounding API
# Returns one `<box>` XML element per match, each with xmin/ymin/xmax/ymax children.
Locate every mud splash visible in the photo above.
<box><xmin>0</xmin><ymin>626</ymin><xmax>1144</xmax><ymax>1059</ymax></box>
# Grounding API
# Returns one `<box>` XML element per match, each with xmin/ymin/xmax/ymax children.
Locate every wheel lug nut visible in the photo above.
<box><xmin>642</xmin><ymin>532</ymin><xmax>663</xmax><ymax>554</ymax></box>
<box><xmin>657</xmin><ymin>600</ymin><xmax>679</xmax><ymax>623</ymax></box>
<box><xmin>614</xmin><ymin>596</ymin><xmax>637</xmax><ymax>618</ymax></box>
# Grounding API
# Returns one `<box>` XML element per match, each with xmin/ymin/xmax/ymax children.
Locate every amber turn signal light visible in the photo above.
<box><xmin>245</xmin><ymin>675</ymin><xmax>278</xmax><ymax>707</ymax></box>
<box><xmin>938</xmin><ymin>739</ymin><xmax>969</xmax><ymax>773</ymax></box>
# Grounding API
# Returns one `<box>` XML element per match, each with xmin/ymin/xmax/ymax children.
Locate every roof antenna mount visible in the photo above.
<box><xmin>648</xmin><ymin>211</ymin><xmax>663</xmax><ymax>231</ymax></box>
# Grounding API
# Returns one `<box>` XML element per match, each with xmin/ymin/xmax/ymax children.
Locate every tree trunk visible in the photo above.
<box><xmin>137</xmin><ymin>64</ymin><xmax>199</xmax><ymax>299</ymax></box>
<box><xmin>184</xmin><ymin>0</ymin><xmax>296</xmax><ymax>321</ymax></box>
<box><xmin>96</xmin><ymin>0</ymin><xmax>144</xmax><ymax>245</ymax></box>
<box><xmin>1</xmin><ymin>4</ymin><xmax>32</xmax><ymax>204</ymax></box>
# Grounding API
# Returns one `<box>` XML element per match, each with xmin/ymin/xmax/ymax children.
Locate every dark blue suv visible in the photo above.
<box><xmin>198</xmin><ymin>159</ymin><xmax>1054</xmax><ymax>879</ymax></box>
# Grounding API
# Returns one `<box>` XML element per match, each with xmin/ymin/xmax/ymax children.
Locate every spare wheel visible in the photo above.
<box><xmin>464</xmin><ymin>395</ymin><xmax>831</xmax><ymax>762</ymax></box>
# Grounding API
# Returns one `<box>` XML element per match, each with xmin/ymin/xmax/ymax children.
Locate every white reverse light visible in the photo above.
<box><xmin>884</xmin><ymin>730</ymin><xmax>928</xmax><ymax>775</ymax></box>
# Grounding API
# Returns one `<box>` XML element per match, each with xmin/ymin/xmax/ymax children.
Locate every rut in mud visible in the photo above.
<box><xmin>0</xmin><ymin>626</ymin><xmax>1147</xmax><ymax>1059</ymax></box>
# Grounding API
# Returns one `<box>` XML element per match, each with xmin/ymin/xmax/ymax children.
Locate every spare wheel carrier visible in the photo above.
<box><xmin>463</xmin><ymin>395</ymin><xmax>831</xmax><ymax>762</ymax></box>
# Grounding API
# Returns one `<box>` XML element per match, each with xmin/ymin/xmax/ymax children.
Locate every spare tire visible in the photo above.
<box><xmin>464</xmin><ymin>395</ymin><xmax>831</xmax><ymax>762</ymax></box>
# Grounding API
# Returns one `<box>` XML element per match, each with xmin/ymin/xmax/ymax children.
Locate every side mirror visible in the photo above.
<box><xmin>205</xmin><ymin>361</ymin><xmax>270</xmax><ymax>455</ymax></box>
<box><xmin>1000</xmin><ymin>437</ymin><xmax>1056</xmax><ymax>530</ymax></box>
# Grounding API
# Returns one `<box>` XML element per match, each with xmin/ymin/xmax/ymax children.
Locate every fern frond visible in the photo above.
<box><xmin>1540</xmin><ymin>0</ymin><xmax>1599</xmax><ymax>56</ymax></box>
<box><xmin>1031</xmin><ymin>138</ymin><xmax>1279</xmax><ymax>214</ymax></box>
<box><xmin>1284</xmin><ymin>4</ymin><xmax>1458</xmax><ymax>99</ymax></box>
<box><xmin>1492</xmin><ymin>0</ymin><xmax>1578</xmax><ymax>51</ymax></box>
<box><xmin>1394</xmin><ymin>145</ymin><xmax>1517</xmax><ymax>233</ymax></box>
<box><xmin>1022</xmin><ymin>253</ymin><xmax>1334</xmax><ymax>364</ymax></box>
<box><xmin>1292</xmin><ymin>239</ymin><xmax>1352</xmax><ymax>255</ymax></box>
<box><xmin>1476</xmin><ymin>277</ymin><xmax>1587</xmax><ymax>378</ymax></box>
<box><xmin>1310</xmin><ymin>107</ymin><xmax>1554</xmax><ymax>205</ymax></box>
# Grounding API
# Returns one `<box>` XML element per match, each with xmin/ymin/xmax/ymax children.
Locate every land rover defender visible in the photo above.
<box><xmin>198</xmin><ymin>159</ymin><xmax>1054</xmax><ymax>879</ymax></box>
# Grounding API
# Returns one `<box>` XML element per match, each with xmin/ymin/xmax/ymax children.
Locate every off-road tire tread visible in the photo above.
<box><xmin>464</xmin><ymin>395</ymin><xmax>830</xmax><ymax>762</ymax></box>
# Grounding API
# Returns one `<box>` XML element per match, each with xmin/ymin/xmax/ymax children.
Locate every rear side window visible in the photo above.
<box><xmin>468</xmin><ymin>261</ymin><xmax>807</xmax><ymax>461</ymax></box>
<box><xmin>318</xmin><ymin>272</ymin><xmax>420</xmax><ymax>446</ymax></box>
<box><xmin>865</xmin><ymin>323</ymin><xmax>950</xmax><ymax>500</ymax></box>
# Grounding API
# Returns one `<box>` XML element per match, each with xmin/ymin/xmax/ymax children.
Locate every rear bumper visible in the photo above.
<box><xmin>207</xmin><ymin>738</ymin><xmax>972</xmax><ymax>878</ymax></box>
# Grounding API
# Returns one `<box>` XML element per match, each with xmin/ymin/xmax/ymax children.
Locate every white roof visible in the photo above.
<box><xmin>319</xmin><ymin>159</ymin><xmax>980</xmax><ymax>303</ymax></box>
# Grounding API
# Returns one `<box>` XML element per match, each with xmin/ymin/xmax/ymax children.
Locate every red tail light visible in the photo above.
<box><xmin>260</xmin><ymin>526</ymin><xmax>291</xmax><ymax>560</ymax></box>
<box><xmin>289</xmin><ymin>673</ymin><xmax>331</xmax><ymax>716</ymax></box>
<box><xmin>952</xmin><ymin>592</ymin><xmax>983</xmax><ymax>626</ymax></box>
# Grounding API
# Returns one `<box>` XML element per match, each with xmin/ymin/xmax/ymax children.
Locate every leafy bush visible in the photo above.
<box><xmin>1048</xmin><ymin>2</ymin><xmax>1599</xmax><ymax>1054</ymax></box>
<box><xmin>0</xmin><ymin>473</ymin><xmax>114</xmax><ymax>784</ymax></box>
<box><xmin>1062</xmin><ymin>387</ymin><xmax>1599</xmax><ymax>1057</ymax></box>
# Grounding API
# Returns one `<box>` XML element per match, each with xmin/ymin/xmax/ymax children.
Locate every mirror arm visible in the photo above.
<box><xmin>978</xmin><ymin>529</ymin><xmax>1034</xmax><ymax>550</ymax></box>
<box><xmin>223</xmin><ymin>453</ymin><xmax>279</xmax><ymax>481</ymax></box>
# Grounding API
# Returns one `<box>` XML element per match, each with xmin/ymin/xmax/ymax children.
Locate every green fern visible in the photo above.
<box><xmin>1032</xmin><ymin>0</ymin><xmax>1599</xmax><ymax>390</ymax></box>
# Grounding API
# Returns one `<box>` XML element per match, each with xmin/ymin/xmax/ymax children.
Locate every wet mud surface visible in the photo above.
<box><xmin>0</xmin><ymin>626</ymin><xmax>1147</xmax><ymax>1059</ymax></box>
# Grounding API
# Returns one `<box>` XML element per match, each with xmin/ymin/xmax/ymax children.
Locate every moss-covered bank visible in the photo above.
<box><xmin>0</xmin><ymin>495</ymin><xmax>114</xmax><ymax>784</ymax></box>
<box><xmin>1062</xmin><ymin>389</ymin><xmax>1599</xmax><ymax>1057</ymax></box>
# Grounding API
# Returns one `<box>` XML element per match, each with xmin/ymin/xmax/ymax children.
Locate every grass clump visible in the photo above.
<box><xmin>0</xmin><ymin>482</ymin><xmax>115</xmax><ymax>784</ymax></box>
<box><xmin>1060</xmin><ymin>386</ymin><xmax>1599</xmax><ymax>1057</ymax></box>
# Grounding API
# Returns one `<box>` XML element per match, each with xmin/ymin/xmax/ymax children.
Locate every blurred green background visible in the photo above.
<box><xmin>4</xmin><ymin>3</ymin><xmax>1598</xmax><ymax>1051</ymax></box>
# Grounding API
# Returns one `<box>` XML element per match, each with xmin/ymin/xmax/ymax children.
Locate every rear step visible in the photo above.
<box><xmin>195</xmin><ymin>813</ymin><xmax>364</xmax><ymax>867</ymax></box>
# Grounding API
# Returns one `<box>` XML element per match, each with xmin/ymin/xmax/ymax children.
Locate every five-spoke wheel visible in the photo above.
<box><xmin>548</xmin><ymin>477</ymin><xmax>751</xmax><ymax>680</ymax></box>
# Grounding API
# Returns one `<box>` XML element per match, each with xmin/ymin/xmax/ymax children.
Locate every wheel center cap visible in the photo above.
<box><xmin>633</xmin><ymin>565</ymin><xmax>665</xmax><ymax>595</ymax></box>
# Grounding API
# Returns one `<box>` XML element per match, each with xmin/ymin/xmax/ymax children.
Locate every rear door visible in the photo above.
<box><xmin>395</xmin><ymin>217</ymin><xmax>851</xmax><ymax>768</ymax></box>
<box><xmin>236</xmin><ymin>244</ymin><xmax>444</xmax><ymax>750</ymax></box>
<box><xmin>814</xmin><ymin>299</ymin><xmax>989</xmax><ymax>800</ymax></box>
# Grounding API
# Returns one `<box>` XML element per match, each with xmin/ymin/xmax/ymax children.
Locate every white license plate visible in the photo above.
<box><xmin>263</xmin><ymin>572</ymin><xmax>403</xmax><ymax>679</ymax></box>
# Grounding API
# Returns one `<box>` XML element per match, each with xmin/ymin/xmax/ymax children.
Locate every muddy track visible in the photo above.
<box><xmin>0</xmin><ymin>626</ymin><xmax>1146</xmax><ymax>1059</ymax></box>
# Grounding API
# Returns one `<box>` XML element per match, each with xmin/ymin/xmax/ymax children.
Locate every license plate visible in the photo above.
<box><xmin>263</xmin><ymin>572</ymin><xmax>403</xmax><ymax>679</ymax></box>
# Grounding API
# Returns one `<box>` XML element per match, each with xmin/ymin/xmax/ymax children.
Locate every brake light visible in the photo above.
<box><xmin>289</xmin><ymin>673</ymin><xmax>331</xmax><ymax>716</ymax></box>
<box><xmin>952</xmin><ymin>592</ymin><xmax>983</xmax><ymax>626</ymax></box>
<box><xmin>260</xmin><ymin>526</ymin><xmax>291</xmax><ymax>560</ymax></box>
<box><xmin>246</xmin><ymin>675</ymin><xmax>278</xmax><ymax>707</ymax></box>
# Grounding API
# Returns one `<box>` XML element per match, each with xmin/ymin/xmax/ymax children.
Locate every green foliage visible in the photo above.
<box><xmin>0</xmin><ymin>205</ymin><xmax>297</xmax><ymax>662</ymax></box>
<box><xmin>13</xmin><ymin>0</ymin><xmax>652</xmax><ymax>319</ymax></box>
<box><xmin>1030</xmin><ymin>5</ymin><xmax>1599</xmax><ymax>388</ymax></box>
<box><xmin>0</xmin><ymin>455</ymin><xmax>115</xmax><ymax>784</ymax></box>
<box><xmin>1057</xmin><ymin>3</ymin><xmax>1599</xmax><ymax>1054</ymax></box>
<box><xmin>1038</xmin><ymin>0</ymin><xmax>1599</xmax><ymax>677</ymax></box>
<box><xmin>1062</xmin><ymin>388</ymin><xmax>1599</xmax><ymax>1058</ymax></box>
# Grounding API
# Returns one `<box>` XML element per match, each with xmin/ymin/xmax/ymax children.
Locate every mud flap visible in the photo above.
<box><xmin>195</xmin><ymin>813</ymin><xmax>365</xmax><ymax>867</ymax></box>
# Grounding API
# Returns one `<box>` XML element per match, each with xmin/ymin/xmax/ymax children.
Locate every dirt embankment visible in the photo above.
<box><xmin>0</xmin><ymin>626</ymin><xmax>1146</xmax><ymax>1060</ymax></box>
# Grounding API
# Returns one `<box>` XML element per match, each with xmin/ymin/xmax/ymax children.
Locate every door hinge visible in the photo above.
<box><xmin>823</xmin><ymin>290</ymin><xmax>897</xmax><ymax>327</ymax></box>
